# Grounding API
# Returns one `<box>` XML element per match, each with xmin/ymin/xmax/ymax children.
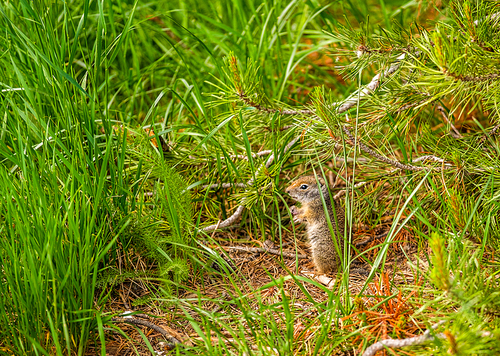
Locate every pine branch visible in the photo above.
<box><xmin>479</xmin><ymin>122</ymin><xmax>500</xmax><ymax>144</ymax></box>
<box><xmin>473</xmin><ymin>12</ymin><xmax>500</xmax><ymax>26</ymax></box>
<box><xmin>362</xmin><ymin>320</ymin><xmax>494</xmax><ymax>356</ymax></box>
<box><xmin>336</xmin><ymin>54</ymin><xmax>406</xmax><ymax>113</ymax></box>
<box><xmin>412</xmin><ymin>155</ymin><xmax>447</xmax><ymax>164</ymax></box>
<box><xmin>203</xmin><ymin>54</ymin><xmax>414</xmax><ymax>232</ymax></box>
<box><xmin>202</xmin><ymin>136</ymin><xmax>299</xmax><ymax>232</ymax></box>
<box><xmin>203</xmin><ymin>205</ymin><xmax>245</xmax><ymax>232</ymax></box>
<box><xmin>393</xmin><ymin>96</ymin><xmax>433</xmax><ymax>114</ymax></box>
<box><xmin>238</xmin><ymin>92</ymin><xmax>314</xmax><ymax>115</ymax></box>
<box><xmin>190</xmin><ymin>150</ymin><xmax>273</xmax><ymax>162</ymax></box>
<box><xmin>342</xmin><ymin>125</ymin><xmax>428</xmax><ymax>171</ymax></box>
<box><xmin>489</xmin><ymin>123</ymin><xmax>500</xmax><ymax>136</ymax></box>
<box><xmin>237</xmin><ymin>54</ymin><xmax>406</xmax><ymax>118</ymax></box>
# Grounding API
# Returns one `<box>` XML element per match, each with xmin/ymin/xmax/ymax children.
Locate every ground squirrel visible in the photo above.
<box><xmin>286</xmin><ymin>175</ymin><xmax>345</xmax><ymax>274</ymax></box>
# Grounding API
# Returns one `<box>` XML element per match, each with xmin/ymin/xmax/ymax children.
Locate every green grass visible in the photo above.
<box><xmin>0</xmin><ymin>0</ymin><xmax>499</xmax><ymax>355</ymax></box>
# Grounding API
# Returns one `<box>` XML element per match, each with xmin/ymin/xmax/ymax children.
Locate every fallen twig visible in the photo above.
<box><xmin>111</xmin><ymin>316</ymin><xmax>183</xmax><ymax>350</ymax></box>
<box><xmin>362</xmin><ymin>321</ymin><xmax>446</xmax><ymax>356</ymax></box>
<box><xmin>355</xmin><ymin>232</ymin><xmax>389</xmax><ymax>247</ymax></box>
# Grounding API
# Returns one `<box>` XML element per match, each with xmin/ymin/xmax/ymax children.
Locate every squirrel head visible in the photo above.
<box><xmin>286</xmin><ymin>175</ymin><xmax>328</xmax><ymax>203</ymax></box>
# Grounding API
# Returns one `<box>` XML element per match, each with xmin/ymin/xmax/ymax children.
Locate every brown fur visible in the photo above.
<box><xmin>286</xmin><ymin>175</ymin><xmax>345</xmax><ymax>274</ymax></box>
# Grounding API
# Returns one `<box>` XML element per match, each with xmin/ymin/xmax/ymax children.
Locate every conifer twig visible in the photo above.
<box><xmin>437</xmin><ymin>106</ymin><xmax>462</xmax><ymax>139</ymax></box>
<box><xmin>473</xmin><ymin>12</ymin><xmax>500</xmax><ymax>26</ymax></box>
<box><xmin>336</xmin><ymin>54</ymin><xmax>405</xmax><ymax>113</ymax></box>
<box><xmin>444</xmin><ymin>69</ymin><xmax>500</xmax><ymax>82</ymax></box>
<box><xmin>342</xmin><ymin>125</ymin><xmax>428</xmax><ymax>171</ymax></box>
<box><xmin>238</xmin><ymin>54</ymin><xmax>405</xmax><ymax>117</ymax></box>
<box><xmin>393</xmin><ymin>96</ymin><xmax>432</xmax><ymax>114</ymax></box>
<box><xmin>237</xmin><ymin>92</ymin><xmax>314</xmax><ymax>115</ymax></box>
<box><xmin>202</xmin><ymin>183</ymin><xmax>248</xmax><ymax>190</ymax></box>
<box><xmin>362</xmin><ymin>321</ymin><xmax>446</xmax><ymax>356</ymax></box>
<box><xmin>232</xmin><ymin>150</ymin><xmax>273</xmax><ymax>159</ymax></box>
<box><xmin>478</xmin><ymin>122</ymin><xmax>500</xmax><ymax>144</ymax></box>
<box><xmin>411</xmin><ymin>155</ymin><xmax>446</xmax><ymax>163</ymax></box>
<box><xmin>191</xmin><ymin>150</ymin><xmax>273</xmax><ymax>161</ymax></box>
<box><xmin>488</xmin><ymin>123</ymin><xmax>500</xmax><ymax>137</ymax></box>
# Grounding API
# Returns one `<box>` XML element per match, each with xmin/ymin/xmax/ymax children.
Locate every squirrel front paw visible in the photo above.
<box><xmin>290</xmin><ymin>205</ymin><xmax>306</xmax><ymax>224</ymax></box>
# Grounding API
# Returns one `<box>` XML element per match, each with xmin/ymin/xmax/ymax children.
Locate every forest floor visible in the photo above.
<box><xmin>86</xmin><ymin>222</ymin><xmax>429</xmax><ymax>355</ymax></box>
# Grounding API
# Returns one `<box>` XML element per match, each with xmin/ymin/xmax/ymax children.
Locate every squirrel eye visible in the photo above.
<box><xmin>300</xmin><ymin>184</ymin><xmax>308</xmax><ymax>189</ymax></box>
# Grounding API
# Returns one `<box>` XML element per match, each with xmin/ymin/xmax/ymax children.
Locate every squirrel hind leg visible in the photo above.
<box><xmin>313</xmin><ymin>255</ymin><xmax>339</xmax><ymax>275</ymax></box>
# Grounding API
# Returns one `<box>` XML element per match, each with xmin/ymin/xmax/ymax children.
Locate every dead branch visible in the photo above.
<box><xmin>412</xmin><ymin>155</ymin><xmax>446</xmax><ymax>163</ymax></box>
<box><xmin>203</xmin><ymin>205</ymin><xmax>245</xmax><ymax>232</ymax></box>
<box><xmin>111</xmin><ymin>316</ymin><xmax>182</xmax><ymax>349</ymax></box>
<box><xmin>362</xmin><ymin>321</ymin><xmax>446</xmax><ymax>356</ymax></box>
<box><xmin>224</xmin><ymin>245</ymin><xmax>308</xmax><ymax>259</ymax></box>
